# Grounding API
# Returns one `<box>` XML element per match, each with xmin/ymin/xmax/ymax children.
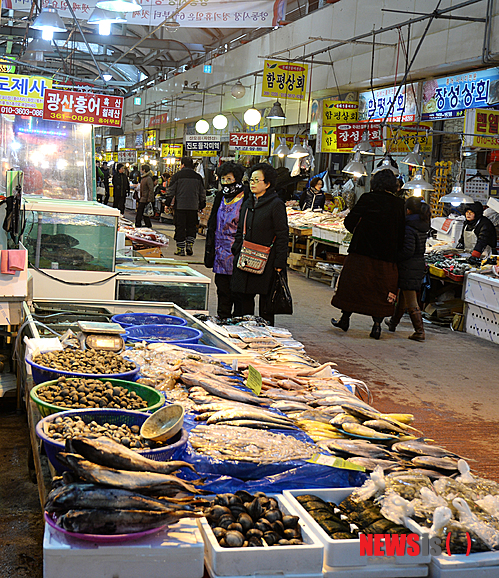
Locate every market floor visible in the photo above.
<box><xmin>1</xmin><ymin>214</ymin><xmax>498</xmax><ymax>577</ymax></box>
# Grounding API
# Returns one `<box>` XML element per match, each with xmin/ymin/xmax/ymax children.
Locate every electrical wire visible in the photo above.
<box><xmin>28</xmin><ymin>263</ymin><xmax>120</xmax><ymax>285</ymax></box>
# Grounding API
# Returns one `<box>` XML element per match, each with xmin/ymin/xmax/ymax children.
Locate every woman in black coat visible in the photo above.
<box><xmin>299</xmin><ymin>177</ymin><xmax>326</xmax><ymax>211</ymax></box>
<box><xmin>231</xmin><ymin>163</ymin><xmax>289</xmax><ymax>326</ymax></box>
<box><xmin>386</xmin><ymin>197</ymin><xmax>431</xmax><ymax>342</ymax></box>
<box><xmin>457</xmin><ymin>201</ymin><xmax>497</xmax><ymax>263</ymax></box>
<box><xmin>331</xmin><ymin>169</ymin><xmax>405</xmax><ymax>339</ymax></box>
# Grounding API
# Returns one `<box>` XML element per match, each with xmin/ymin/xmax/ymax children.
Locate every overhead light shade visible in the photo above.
<box><xmin>195</xmin><ymin>118</ymin><xmax>210</xmax><ymax>134</ymax></box>
<box><xmin>343</xmin><ymin>151</ymin><xmax>367</xmax><ymax>178</ymax></box>
<box><xmin>402</xmin><ymin>169</ymin><xmax>433</xmax><ymax>191</ymax></box>
<box><xmin>164</xmin><ymin>16</ymin><xmax>180</xmax><ymax>31</ymax></box>
<box><xmin>401</xmin><ymin>143</ymin><xmax>424</xmax><ymax>166</ymax></box>
<box><xmin>244</xmin><ymin>108</ymin><xmax>261</xmax><ymax>126</ymax></box>
<box><xmin>440</xmin><ymin>183</ymin><xmax>474</xmax><ymax>206</ymax></box>
<box><xmin>288</xmin><ymin>137</ymin><xmax>308</xmax><ymax>159</ymax></box>
<box><xmin>102</xmin><ymin>73</ymin><xmax>113</xmax><ymax>81</ymax></box>
<box><xmin>133</xmin><ymin>114</ymin><xmax>141</xmax><ymax>125</ymax></box>
<box><xmin>352</xmin><ymin>130</ymin><xmax>375</xmax><ymax>155</ymax></box>
<box><xmin>24</xmin><ymin>37</ymin><xmax>54</xmax><ymax>56</ymax></box>
<box><xmin>87</xmin><ymin>7</ymin><xmax>127</xmax><ymax>23</ymax></box>
<box><xmin>96</xmin><ymin>0</ymin><xmax>141</xmax><ymax>12</ymax></box>
<box><xmin>212</xmin><ymin>114</ymin><xmax>228</xmax><ymax>130</ymax></box>
<box><xmin>273</xmin><ymin>137</ymin><xmax>291</xmax><ymax>158</ymax></box>
<box><xmin>372</xmin><ymin>155</ymin><xmax>400</xmax><ymax>176</ymax></box>
<box><xmin>231</xmin><ymin>81</ymin><xmax>246</xmax><ymax>99</ymax></box>
<box><xmin>31</xmin><ymin>4</ymin><xmax>66</xmax><ymax>33</ymax></box>
<box><xmin>266</xmin><ymin>100</ymin><xmax>286</xmax><ymax>120</ymax></box>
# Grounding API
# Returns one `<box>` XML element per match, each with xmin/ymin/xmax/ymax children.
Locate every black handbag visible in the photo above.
<box><xmin>266</xmin><ymin>270</ymin><xmax>293</xmax><ymax>315</ymax></box>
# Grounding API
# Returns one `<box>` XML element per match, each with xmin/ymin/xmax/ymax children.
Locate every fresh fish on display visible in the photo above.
<box><xmin>189</xmin><ymin>424</ymin><xmax>317</xmax><ymax>463</ymax></box>
<box><xmin>340</xmin><ymin>422</ymin><xmax>398</xmax><ymax>440</ymax></box>
<box><xmin>270</xmin><ymin>400</ymin><xmax>314</xmax><ymax>413</ymax></box>
<box><xmin>362</xmin><ymin>419</ymin><xmax>407</xmax><ymax>435</ymax></box>
<box><xmin>330</xmin><ymin>413</ymin><xmax>362</xmax><ymax>426</ymax></box>
<box><xmin>411</xmin><ymin>456</ymin><xmax>460</xmax><ymax>471</ymax></box>
<box><xmin>206</xmin><ymin>408</ymin><xmax>294</xmax><ymax>428</ymax></box>
<box><xmin>346</xmin><ymin>457</ymin><xmax>400</xmax><ymax>472</ymax></box>
<box><xmin>213</xmin><ymin>420</ymin><xmax>298</xmax><ymax>430</ymax></box>
<box><xmin>317</xmin><ymin>439</ymin><xmax>392</xmax><ymax>459</ymax></box>
<box><xmin>392</xmin><ymin>440</ymin><xmax>458</xmax><ymax>458</ymax></box>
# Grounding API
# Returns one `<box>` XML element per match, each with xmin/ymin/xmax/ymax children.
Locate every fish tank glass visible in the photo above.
<box><xmin>24</xmin><ymin>209</ymin><xmax>117</xmax><ymax>271</ymax></box>
<box><xmin>116</xmin><ymin>281</ymin><xmax>208</xmax><ymax>311</ymax></box>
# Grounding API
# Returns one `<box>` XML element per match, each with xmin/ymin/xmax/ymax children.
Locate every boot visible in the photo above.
<box><xmin>385</xmin><ymin>295</ymin><xmax>404</xmax><ymax>332</ymax></box>
<box><xmin>370</xmin><ymin>322</ymin><xmax>381</xmax><ymax>340</ymax></box>
<box><xmin>186</xmin><ymin>236</ymin><xmax>195</xmax><ymax>256</ymax></box>
<box><xmin>408</xmin><ymin>308</ymin><xmax>425</xmax><ymax>342</ymax></box>
<box><xmin>331</xmin><ymin>312</ymin><xmax>350</xmax><ymax>332</ymax></box>
<box><xmin>174</xmin><ymin>241</ymin><xmax>186</xmax><ymax>256</ymax></box>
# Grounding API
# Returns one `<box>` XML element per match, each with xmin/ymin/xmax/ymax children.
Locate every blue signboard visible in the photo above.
<box><xmin>204</xmin><ymin>64</ymin><xmax>212</xmax><ymax>74</ymax></box>
<box><xmin>421</xmin><ymin>67</ymin><xmax>499</xmax><ymax>120</ymax></box>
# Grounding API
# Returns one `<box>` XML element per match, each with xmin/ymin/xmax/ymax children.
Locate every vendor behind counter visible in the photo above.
<box><xmin>457</xmin><ymin>201</ymin><xmax>497</xmax><ymax>264</ymax></box>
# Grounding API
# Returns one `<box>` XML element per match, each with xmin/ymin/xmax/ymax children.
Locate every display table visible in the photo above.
<box><xmin>289</xmin><ymin>227</ymin><xmax>312</xmax><ymax>254</ymax></box>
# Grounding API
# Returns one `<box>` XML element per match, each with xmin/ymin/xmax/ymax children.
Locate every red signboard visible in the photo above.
<box><xmin>334</xmin><ymin>122</ymin><xmax>382</xmax><ymax>150</ymax></box>
<box><xmin>42</xmin><ymin>89</ymin><xmax>124</xmax><ymax>127</ymax></box>
<box><xmin>229</xmin><ymin>132</ymin><xmax>269</xmax><ymax>152</ymax></box>
<box><xmin>149</xmin><ymin>112</ymin><xmax>168</xmax><ymax>127</ymax></box>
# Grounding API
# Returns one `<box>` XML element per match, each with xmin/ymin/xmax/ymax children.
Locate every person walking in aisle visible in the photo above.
<box><xmin>166</xmin><ymin>156</ymin><xmax>206</xmax><ymax>256</ymax></box>
<box><xmin>135</xmin><ymin>164</ymin><xmax>154</xmax><ymax>228</ymax></box>
<box><xmin>385</xmin><ymin>196</ymin><xmax>431</xmax><ymax>342</ymax></box>
<box><xmin>231</xmin><ymin>163</ymin><xmax>289</xmax><ymax>326</ymax></box>
<box><xmin>112</xmin><ymin>163</ymin><xmax>129</xmax><ymax>215</ymax></box>
<box><xmin>204</xmin><ymin>161</ymin><xmax>249</xmax><ymax>319</ymax></box>
<box><xmin>101</xmin><ymin>161</ymin><xmax>111</xmax><ymax>205</ymax></box>
<box><xmin>331</xmin><ymin>169</ymin><xmax>405</xmax><ymax>339</ymax></box>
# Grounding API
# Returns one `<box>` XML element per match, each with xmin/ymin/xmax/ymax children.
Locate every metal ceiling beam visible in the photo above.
<box><xmin>381</xmin><ymin>8</ymin><xmax>486</xmax><ymax>22</ymax></box>
<box><xmin>42</xmin><ymin>51</ymin><xmax>176</xmax><ymax>67</ymax></box>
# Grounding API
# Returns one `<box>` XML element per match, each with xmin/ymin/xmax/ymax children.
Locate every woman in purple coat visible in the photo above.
<box><xmin>204</xmin><ymin>162</ymin><xmax>249</xmax><ymax>319</ymax></box>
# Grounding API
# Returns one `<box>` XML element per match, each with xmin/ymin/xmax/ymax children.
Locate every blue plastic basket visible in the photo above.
<box><xmin>26</xmin><ymin>353</ymin><xmax>140</xmax><ymax>385</ymax></box>
<box><xmin>181</xmin><ymin>344</ymin><xmax>229</xmax><ymax>355</ymax></box>
<box><xmin>125</xmin><ymin>324</ymin><xmax>203</xmax><ymax>345</ymax></box>
<box><xmin>111</xmin><ymin>313</ymin><xmax>187</xmax><ymax>329</ymax></box>
<box><xmin>35</xmin><ymin>408</ymin><xmax>188</xmax><ymax>473</ymax></box>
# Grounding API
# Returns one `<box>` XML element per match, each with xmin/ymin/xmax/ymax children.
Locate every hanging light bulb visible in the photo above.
<box><xmin>372</xmin><ymin>155</ymin><xmax>399</xmax><ymax>176</ymax></box>
<box><xmin>342</xmin><ymin>151</ymin><xmax>367</xmax><ymax>178</ymax></box>
<box><xmin>287</xmin><ymin>136</ymin><xmax>308</xmax><ymax>159</ymax></box>
<box><xmin>244</xmin><ymin>108</ymin><xmax>261</xmax><ymax>126</ymax></box>
<box><xmin>133</xmin><ymin>114</ymin><xmax>141</xmax><ymax>125</ymax></box>
<box><xmin>266</xmin><ymin>100</ymin><xmax>286</xmax><ymax>120</ymax></box>
<box><xmin>231</xmin><ymin>80</ymin><xmax>246</xmax><ymax>99</ymax></box>
<box><xmin>352</xmin><ymin>130</ymin><xmax>375</xmax><ymax>155</ymax></box>
<box><xmin>402</xmin><ymin>169</ymin><xmax>434</xmax><ymax>192</ymax></box>
<box><xmin>31</xmin><ymin>2</ymin><xmax>66</xmax><ymax>38</ymax></box>
<box><xmin>273</xmin><ymin>137</ymin><xmax>291</xmax><ymax>158</ymax></box>
<box><xmin>440</xmin><ymin>182</ymin><xmax>474</xmax><ymax>206</ymax></box>
<box><xmin>401</xmin><ymin>142</ymin><xmax>424</xmax><ymax>166</ymax></box>
<box><xmin>195</xmin><ymin>118</ymin><xmax>210</xmax><ymax>134</ymax></box>
<box><xmin>163</xmin><ymin>16</ymin><xmax>180</xmax><ymax>32</ymax></box>
<box><xmin>212</xmin><ymin>114</ymin><xmax>228</xmax><ymax>130</ymax></box>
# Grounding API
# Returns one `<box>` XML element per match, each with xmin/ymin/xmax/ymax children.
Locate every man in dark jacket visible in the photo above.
<box><xmin>166</xmin><ymin>156</ymin><xmax>206</xmax><ymax>256</ymax></box>
<box><xmin>112</xmin><ymin>163</ymin><xmax>129</xmax><ymax>215</ymax></box>
<box><xmin>135</xmin><ymin>164</ymin><xmax>155</xmax><ymax>228</ymax></box>
<box><xmin>457</xmin><ymin>201</ymin><xmax>497</xmax><ymax>263</ymax></box>
<box><xmin>101</xmin><ymin>161</ymin><xmax>111</xmax><ymax>205</ymax></box>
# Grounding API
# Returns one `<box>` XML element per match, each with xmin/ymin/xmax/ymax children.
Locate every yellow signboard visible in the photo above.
<box><xmin>161</xmin><ymin>144</ymin><xmax>183</xmax><ymax>158</ymax></box>
<box><xmin>0</xmin><ymin>73</ymin><xmax>52</xmax><ymax>116</ymax></box>
<box><xmin>262</xmin><ymin>60</ymin><xmax>308</xmax><ymax>101</ymax></box>
<box><xmin>386</xmin><ymin>122</ymin><xmax>433</xmax><ymax>153</ymax></box>
<box><xmin>144</xmin><ymin>129</ymin><xmax>157</xmax><ymax>149</ymax></box>
<box><xmin>191</xmin><ymin>150</ymin><xmax>217</xmax><ymax>157</ymax></box>
<box><xmin>464</xmin><ymin>108</ymin><xmax>499</xmax><ymax>149</ymax></box>
<box><xmin>104</xmin><ymin>152</ymin><xmax>113</xmax><ymax>162</ymax></box>
<box><xmin>0</xmin><ymin>57</ymin><xmax>15</xmax><ymax>74</ymax></box>
<box><xmin>323</xmin><ymin>100</ymin><xmax>358</xmax><ymax>125</ymax></box>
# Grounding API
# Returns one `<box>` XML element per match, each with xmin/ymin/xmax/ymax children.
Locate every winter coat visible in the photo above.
<box><xmin>299</xmin><ymin>188</ymin><xmax>325</xmax><ymax>211</ymax></box>
<box><xmin>204</xmin><ymin>184</ymin><xmax>249</xmax><ymax>269</ymax></box>
<box><xmin>139</xmin><ymin>171</ymin><xmax>155</xmax><ymax>203</ymax></box>
<box><xmin>458</xmin><ymin>215</ymin><xmax>497</xmax><ymax>256</ymax></box>
<box><xmin>345</xmin><ymin>190</ymin><xmax>405</xmax><ymax>263</ymax></box>
<box><xmin>112</xmin><ymin>172</ymin><xmax>129</xmax><ymax>199</ymax></box>
<box><xmin>231</xmin><ymin>188</ymin><xmax>289</xmax><ymax>295</ymax></box>
<box><xmin>166</xmin><ymin>167</ymin><xmax>206</xmax><ymax>211</ymax></box>
<box><xmin>397</xmin><ymin>214</ymin><xmax>430</xmax><ymax>291</ymax></box>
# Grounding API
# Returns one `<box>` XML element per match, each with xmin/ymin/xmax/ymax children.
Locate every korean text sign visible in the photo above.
<box><xmin>0</xmin><ymin>74</ymin><xmax>52</xmax><ymax>117</ymax></box>
<box><xmin>43</xmin><ymin>89</ymin><xmax>124</xmax><ymax>127</ymax></box>
<box><xmin>229</xmin><ymin>132</ymin><xmax>269</xmax><ymax>153</ymax></box>
<box><xmin>161</xmin><ymin>144</ymin><xmax>183</xmax><ymax>158</ymax></box>
<box><xmin>422</xmin><ymin>68</ymin><xmax>499</xmax><ymax>120</ymax></box>
<box><xmin>321</xmin><ymin>123</ymin><xmax>382</xmax><ymax>153</ymax></box>
<box><xmin>185</xmin><ymin>134</ymin><xmax>221</xmax><ymax>151</ymax></box>
<box><xmin>386</xmin><ymin>122</ymin><xmax>433</xmax><ymax>153</ymax></box>
<box><xmin>464</xmin><ymin>108</ymin><xmax>499</xmax><ymax>149</ymax></box>
<box><xmin>358</xmin><ymin>84</ymin><xmax>418</xmax><ymax>123</ymax></box>
<box><xmin>262</xmin><ymin>60</ymin><xmax>308</xmax><ymax>101</ymax></box>
<box><xmin>323</xmin><ymin>100</ymin><xmax>358</xmax><ymax>125</ymax></box>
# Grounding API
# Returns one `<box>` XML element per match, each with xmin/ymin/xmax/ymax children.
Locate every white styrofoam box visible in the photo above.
<box><xmin>312</xmin><ymin>226</ymin><xmax>322</xmax><ymax>239</ymax></box>
<box><xmin>465</xmin><ymin>303</ymin><xmax>499</xmax><ymax>344</ymax></box>
<box><xmin>283</xmin><ymin>488</ymin><xmax>431</xmax><ymax>568</ymax></box>
<box><xmin>43</xmin><ymin>518</ymin><xmax>204</xmax><ymax>578</ymax></box>
<box><xmin>487</xmin><ymin>196</ymin><xmax>499</xmax><ymax>213</ymax></box>
<box><xmin>429</xmin><ymin>551</ymin><xmax>499</xmax><ymax>578</ymax></box>
<box><xmin>197</xmin><ymin>494</ymin><xmax>324</xmax><ymax>577</ymax></box>
<box><xmin>464</xmin><ymin>273</ymin><xmax>499</xmax><ymax>314</ymax></box>
<box><xmin>324</xmin><ymin>561</ymin><xmax>428</xmax><ymax>577</ymax></box>
<box><xmin>432</xmin><ymin>216</ymin><xmax>465</xmax><ymax>246</ymax></box>
<box><xmin>204</xmin><ymin>557</ymin><xmax>323</xmax><ymax>578</ymax></box>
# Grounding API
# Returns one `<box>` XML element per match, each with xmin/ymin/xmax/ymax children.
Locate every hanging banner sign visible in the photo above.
<box><xmin>464</xmin><ymin>108</ymin><xmax>499</xmax><ymax>149</ymax></box>
<box><xmin>192</xmin><ymin>150</ymin><xmax>218</xmax><ymax>157</ymax></box>
<box><xmin>422</xmin><ymin>68</ymin><xmax>499</xmax><ymax>121</ymax></box>
<box><xmin>118</xmin><ymin>150</ymin><xmax>137</xmax><ymax>164</ymax></box>
<box><xmin>43</xmin><ymin>89</ymin><xmax>124</xmax><ymax>127</ymax></box>
<box><xmin>262</xmin><ymin>60</ymin><xmax>308</xmax><ymax>101</ymax></box>
<box><xmin>149</xmin><ymin>112</ymin><xmax>168</xmax><ymax>127</ymax></box>
<box><xmin>322</xmin><ymin>100</ymin><xmax>358</xmax><ymax>125</ymax></box>
<box><xmin>358</xmin><ymin>84</ymin><xmax>418</xmax><ymax>123</ymax></box>
<box><xmin>161</xmin><ymin>144</ymin><xmax>183</xmax><ymax>158</ymax></box>
<box><xmin>105</xmin><ymin>137</ymin><xmax>113</xmax><ymax>152</ymax></box>
<box><xmin>229</xmin><ymin>132</ymin><xmax>269</xmax><ymax>153</ymax></box>
<box><xmin>5</xmin><ymin>0</ymin><xmax>285</xmax><ymax>27</ymax></box>
<box><xmin>386</xmin><ymin>122</ymin><xmax>433</xmax><ymax>153</ymax></box>
<box><xmin>144</xmin><ymin>129</ymin><xmax>158</xmax><ymax>149</ymax></box>
<box><xmin>185</xmin><ymin>134</ymin><xmax>221</xmax><ymax>152</ymax></box>
<box><xmin>321</xmin><ymin>123</ymin><xmax>382</xmax><ymax>153</ymax></box>
<box><xmin>0</xmin><ymin>73</ymin><xmax>52</xmax><ymax>117</ymax></box>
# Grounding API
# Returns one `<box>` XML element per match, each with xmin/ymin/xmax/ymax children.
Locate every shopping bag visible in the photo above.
<box><xmin>144</xmin><ymin>202</ymin><xmax>154</xmax><ymax>217</ymax></box>
<box><xmin>266</xmin><ymin>270</ymin><xmax>293</xmax><ymax>314</ymax></box>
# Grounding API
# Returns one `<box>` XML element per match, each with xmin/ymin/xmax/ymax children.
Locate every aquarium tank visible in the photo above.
<box><xmin>116</xmin><ymin>280</ymin><xmax>208</xmax><ymax>310</ymax></box>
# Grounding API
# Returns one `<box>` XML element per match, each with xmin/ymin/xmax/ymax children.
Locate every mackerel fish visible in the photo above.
<box><xmin>181</xmin><ymin>372</ymin><xmax>268</xmax><ymax>406</ymax></box>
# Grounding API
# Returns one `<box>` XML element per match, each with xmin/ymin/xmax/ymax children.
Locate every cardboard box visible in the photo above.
<box><xmin>135</xmin><ymin>247</ymin><xmax>163</xmax><ymax>258</ymax></box>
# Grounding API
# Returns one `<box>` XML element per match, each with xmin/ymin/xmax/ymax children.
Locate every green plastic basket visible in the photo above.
<box><xmin>30</xmin><ymin>378</ymin><xmax>164</xmax><ymax>418</ymax></box>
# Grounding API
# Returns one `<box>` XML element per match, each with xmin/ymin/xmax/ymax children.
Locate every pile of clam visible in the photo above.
<box><xmin>205</xmin><ymin>491</ymin><xmax>304</xmax><ymax>548</ymax></box>
<box><xmin>33</xmin><ymin>349</ymin><xmax>135</xmax><ymax>375</ymax></box>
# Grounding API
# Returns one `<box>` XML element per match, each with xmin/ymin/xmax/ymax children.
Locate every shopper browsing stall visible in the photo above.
<box><xmin>457</xmin><ymin>201</ymin><xmax>497</xmax><ymax>264</ymax></box>
<box><xmin>135</xmin><ymin>164</ymin><xmax>155</xmax><ymax>228</ymax></box>
<box><xmin>112</xmin><ymin>163</ymin><xmax>129</xmax><ymax>215</ymax></box>
<box><xmin>231</xmin><ymin>163</ymin><xmax>289</xmax><ymax>326</ymax></box>
<box><xmin>299</xmin><ymin>177</ymin><xmax>326</xmax><ymax>211</ymax></box>
<box><xmin>331</xmin><ymin>169</ymin><xmax>405</xmax><ymax>339</ymax></box>
<box><xmin>204</xmin><ymin>162</ymin><xmax>249</xmax><ymax>319</ymax></box>
<box><xmin>386</xmin><ymin>196</ymin><xmax>431</xmax><ymax>342</ymax></box>
<box><xmin>101</xmin><ymin>161</ymin><xmax>111</xmax><ymax>205</ymax></box>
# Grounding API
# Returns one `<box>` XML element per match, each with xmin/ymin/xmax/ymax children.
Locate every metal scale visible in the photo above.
<box><xmin>76</xmin><ymin>321</ymin><xmax>126</xmax><ymax>353</ymax></box>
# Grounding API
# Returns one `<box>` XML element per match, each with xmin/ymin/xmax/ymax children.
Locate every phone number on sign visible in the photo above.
<box><xmin>0</xmin><ymin>106</ymin><xmax>42</xmax><ymax>116</ymax></box>
<box><xmin>47</xmin><ymin>112</ymin><xmax>96</xmax><ymax>122</ymax></box>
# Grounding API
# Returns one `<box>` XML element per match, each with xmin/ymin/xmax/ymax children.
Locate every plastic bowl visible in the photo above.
<box><xmin>25</xmin><ymin>352</ymin><xmax>140</xmax><ymax>386</ymax></box>
<box><xmin>180</xmin><ymin>344</ymin><xmax>229</xmax><ymax>355</ymax></box>
<box><xmin>30</xmin><ymin>378</ymin><xmax>164</xmax><ymax>418</ymax></box>
<box><xmin>140</xmin><ymin>404</ymin><xmax>185</xmax><ymax>443</ymax></box>
<box><xmin>35</xmin><ymin>408</ymin><xmax>188</xmax><ymax>473</ymax></box>
<box><xmin>125</xmin><ymin>324</ymin><xmax>203</xmax><ymax>345</ymax></box>
<box><xmin>111</xmin><ymin>313</ymin><xmax>187</xmax><ymax>329</ymax></box>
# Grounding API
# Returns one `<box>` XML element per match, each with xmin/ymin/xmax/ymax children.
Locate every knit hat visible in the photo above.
<box><xmin>465</xmin><ymin>201</ymin><xmax>484</xmax><ymax>219</ymax></box>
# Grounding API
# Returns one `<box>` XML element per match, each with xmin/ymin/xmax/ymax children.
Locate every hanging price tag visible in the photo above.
<box><xmin>247</xmin><ymin>365</ymin><xmax>262</xmax><ymax>396</ymax></box>
<box><xmin>307</xmin><ymin>454</ymin><xmax>366</xmax><ymax>471</ymax></box>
